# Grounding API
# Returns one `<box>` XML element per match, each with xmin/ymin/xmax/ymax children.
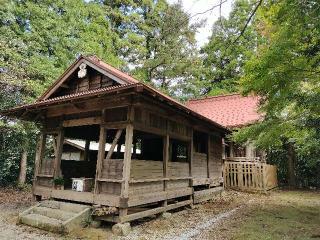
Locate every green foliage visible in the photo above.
<box><xmin>0</xmin><ymin>122</ymin><xmax>38</xmax><ymax>186</ymax></box>
<box><xmin>234</xmin><ymin>0</ymin><xmax>320</xmax><ymax>187</ymax></box>
<box><xmin>53</xmin><ymin>177</ymin><xmax>64</xmax><ymax>186</ymax></box>
<box><xmin>201</xmin><ymin>0</ymin><xmax>261</xmax><ymax>95</ymax></box>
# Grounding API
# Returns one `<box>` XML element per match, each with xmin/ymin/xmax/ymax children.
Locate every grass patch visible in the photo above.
<box><xmin>231</xmin><ymin>191</ymin><xmax>320</xmax><ymax>240</ymax></box>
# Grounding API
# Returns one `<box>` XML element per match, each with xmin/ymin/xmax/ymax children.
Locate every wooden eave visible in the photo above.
<box><xmin>0</xmin><ymin>83</ymin><xmax>229</xmax><ymax>134</ymax></box>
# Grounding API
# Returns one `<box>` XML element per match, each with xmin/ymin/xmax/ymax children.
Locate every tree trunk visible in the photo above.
<box><xmin>18</xmin><ymin>149</ymin><xmax>28</xmax><ymax>184</ymax></box>
<box><xmin>286</xmin><ymin>142</ymin><xmax>296</xmax><ymax>188</ymax></box>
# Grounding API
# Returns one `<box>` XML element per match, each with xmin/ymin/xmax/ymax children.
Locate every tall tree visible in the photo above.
<box><xmin>0</xmin><ymin>0</ymin><xmax>122</xmax><ymax>185</ymax></box>
<box><xmin>233</xmin><ymin>0</ymin><xmax>320</xmax><ymax>187</ymax></box>
<box><xmin>201</xmin><ymin>0</ymin><xmax>261</xmax><ymax>95</ymax></box>
<box><xmin>134</xmin><ymin>2</ymin><xmax>202</xmax><ymax>98</ymax></box>
<box><xmin>102</xmin><ymin>0</ymin><xmax>202</xmax><ymax>98</ymax></box>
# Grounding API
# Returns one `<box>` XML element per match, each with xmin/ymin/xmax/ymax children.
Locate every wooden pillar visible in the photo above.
<box><xmin>121</xmin><ymin>124</ymin><xmax>133</xmax><ymax>198</ymax></box>
<box><xmin>34</xmin><ymin>133</ymin><xmax>46</xmax><ymax>179</ymax></box>
<box><xmin>94</xmin><ymin>126</ymin><xmax>107</xmax><ymax>194</ymax></box>
<box><xmin>84</xmin><ymin>139</ymin><xmax>90</xmax><ymax>161</ymax></box>
<box><xmin>188</xmin><ymin>129</ymin><xmax>194</xmax><ymax>203</ymax></box>
<box><xmin>33</xmin><ymin>133</ymin><xmax>46</xmax><ymax>200</ymax></box>
<box><xmin>230</xmin><ymin>141</ymin><xmax>234</xmax><ymax>158</ymax></box>
<box><xmin>53</xmin><ymin>129</ymin><xmax>64</xmax><ymax>178</ymax></box>
<box><xmin>162</xmin><ymin>134</ymin><xmax>169</xmax><ymax>207</ymax></box>
<box><xmin>189</xmin><ymin>129</ymin><xmax>194</xmax><ymax>179</ymax></box>
<box><xmin>119</xmin><ymin>106</ymin><xmax>134</xmax><ymax>220</ymax></box>
<box><xmin>207</xmin><ymin>134</ymin><xmax>211</xmax><ymax>179</ymax></box>
<box><xmin>222</xmin><ymin>138</ymin><xmax>226</xmax><ymax>160</ymax></box>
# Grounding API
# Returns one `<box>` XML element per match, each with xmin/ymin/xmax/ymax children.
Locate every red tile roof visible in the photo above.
<box><xmin>186</xmin><ymin>94</ymin><xmax>263</xmax><ymax>128</ymax></box>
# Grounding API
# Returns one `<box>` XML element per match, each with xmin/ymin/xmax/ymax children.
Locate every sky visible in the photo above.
<box><xmin>167</xmin><ymin>0</ymin><xmax>233</xmax><ymax>47</ymax></box>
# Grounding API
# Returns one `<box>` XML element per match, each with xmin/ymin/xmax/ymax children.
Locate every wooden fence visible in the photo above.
<box><xmin>224</xmin><ymin>162</ymin><xmax>277</xmax><ymax>191</ymax></box>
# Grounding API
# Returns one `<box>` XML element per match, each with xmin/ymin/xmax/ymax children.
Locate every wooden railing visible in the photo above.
<box><xmin>224</xmin><ymin>162</ymin><xmax>277</xmax><ymax>191</ymax></box>
<box><xmin>225</xmin><ymin>157</ymin><xmax>266</xmax><ymax>163</ymax></box>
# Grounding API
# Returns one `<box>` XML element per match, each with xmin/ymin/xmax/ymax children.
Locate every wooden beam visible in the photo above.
<box><xmin>62</xmin><ymin>117</ymin><xmax>101</xmax><ymax>127</ymax></box>
<box><xmin>53</xmin><ymin>129</ymin><xmax>65</xmax><ymax>178</ymax></box>
<box><xmin>105</xmin><ymin>129</ymin><xmax>123</xmax><ymax>160</ymax></box>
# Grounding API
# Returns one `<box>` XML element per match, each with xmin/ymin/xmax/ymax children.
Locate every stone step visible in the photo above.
<box><xmin>19</xmin><ymin>200</ymin><xmax>92</xmax><ymax>233</ymax></box>
<box><xmin>19</xmin><ymin>213</ymin><xmax>64</xmax><ymax>233</ymax></box>
<box><xmin>40</xmin><ymin>200</ymin><xmax>89</xmax><ymax>213</ymax></box>
<box><xmin>33</xmin><ymin>206</ymin><xmax>76</xmax><ymax>221</ymax></box>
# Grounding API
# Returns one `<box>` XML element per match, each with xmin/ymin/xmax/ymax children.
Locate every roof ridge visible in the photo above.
<box><xmin>84</xmin><ymin>55</ymin><xmax>139</xmax><ymax>84</ymax></box>
<box><xmin>187</xmin><ymin>93</ymin><xmax>242</xmax><ymax>103</ymax></box>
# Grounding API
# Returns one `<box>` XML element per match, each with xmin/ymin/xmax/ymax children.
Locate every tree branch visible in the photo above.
<box><xmin>232</xmin><ymin>0</ymin><xmax>263</xmax><ymax>44</ymax></box>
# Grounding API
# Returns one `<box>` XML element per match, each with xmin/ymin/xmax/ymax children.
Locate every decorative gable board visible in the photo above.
<box><xmin>49</xmin><ymin>66</ymin><xmax>119</xmax><ymax>99</ymax></box>
<box><xmin>38</xmin><ymin>57</ymin><xmax>133</xmax><ymax>101</ymax></box>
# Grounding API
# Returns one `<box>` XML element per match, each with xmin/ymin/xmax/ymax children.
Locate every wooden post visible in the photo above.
<box><xmin>222</xmin><ymin>138</ymin><xmax>226</xmax><ymax>160</ymax></box>
<box><xmin>230</xmin><ymin>141</ymin><xmax>234</xmax><ymax>158</ymax></box>
<box><xmin>33</xmin><ymin>133</ymin><xmax>46</xmax><ymax>200</ymax></box>
<box><xmin>84</xmin><ymin>139</ymin><xmax>90</xmax><ymax>161</ymax></box>
<box><xmin>34</xmin><ymin>133</ymin><xmax>46</xmax><ymax>179</ymax></box>
<box><xmin>162</xmin><ymin>134</ymin><xmax>169</xmax><ymax>207</ymax></box>
<box><xmin>53</xmin><ymin>129</ymin><xmax>64</xmax><ymax>178</ymax></box>
<box><xmin>119</xmin><ymin>106</ymin><xmax>134</xmax><ymax>220</ymax></box>
<box><xmin>121</xmin><ymin>124</ymin><xmax>133</xmax><ymax>198</ymax></box>
<box><xmin>189</xmin><ymin>129</ymin><xmax>194</xmax><ymax>179</ymax></box>
<box><xmin>207</xmin><ymin>134</ymin><xmax>211</xmax><ymax>179</ymax></box>
<box><xmin>94</xmin><ymin>126</ymin><xmax>107</xmax><ymax>194</ymax></box>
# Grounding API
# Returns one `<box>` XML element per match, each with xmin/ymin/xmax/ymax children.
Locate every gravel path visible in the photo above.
<box><xmin>0</xmin><ymin>204</ymin><xmax>60</xmax><ymax>240</ymax></box>
<box><xmin>0</xmin><ymin>189</ymin><xmax>255</xmax><ymax>240</ymax></box>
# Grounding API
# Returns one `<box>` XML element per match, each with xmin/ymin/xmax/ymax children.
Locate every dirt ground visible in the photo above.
<box><xmin>0</xmin><ymin>187</ymin><xmax>319</xmax><ymax>240</ymax></box>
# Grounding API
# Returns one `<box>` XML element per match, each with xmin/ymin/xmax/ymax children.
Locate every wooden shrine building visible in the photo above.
<box><xmin>187</xmin><ymin>94</ymin><xmax>278</xmax><ymax>192</ymax></box>
<box><xmin>1</xmin><ymin>55</ymin><xmax>228</xmax><ymax>223</ymax></box>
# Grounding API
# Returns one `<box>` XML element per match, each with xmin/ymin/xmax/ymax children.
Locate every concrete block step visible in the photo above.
<box><xmin>40</xmin><ymin>200</ymin><xmax>90</xmax><ymax>213</ymax></box>
<box><xmin>19</xmin><ymin>213</ymin><xmax>64</xmax><ymax>233</ymax></box>
<box><xmin>33</xmin><ymin>206</ymin><xmax>76</xmax><ymax>221</ymax></box>
<box><xmin>19</xmin><ymin>200</ymin><xmax>92</xmax><ymax>233</ymax></box>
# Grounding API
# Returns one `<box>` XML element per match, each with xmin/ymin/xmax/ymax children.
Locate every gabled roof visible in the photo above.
<box><xmin>38</xmin><ymin>55</ymin><xmax>139</xmax><ymax>101</ymax></box>
<box><xmin>186</xmin><ymin>93</ymin><xmax>263</xmax><ymax>129</ymax></box>
<box><xmin>1</xmin><ymin>55</ymin><xmax>228</xmax><ymax>133</ymax></box>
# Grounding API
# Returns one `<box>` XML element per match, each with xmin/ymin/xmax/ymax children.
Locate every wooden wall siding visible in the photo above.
<box><xmin>101</xmin><ymin>159</ymin><xmax>123</xmax><ymax>180</ymax></box>
<box><xmin>131</xmin><ymin>160</ymin><xmax>163</xmax><ymax>179</ymax></box>
<box><xmin>209</xmin><ymin>135</ymin><xmax>223</xmax><ymax>179</ymax></box>
<box><xmin>168</xmin><ymin>120</ymin><xmax>192</xmax><ymax>138</ymax></box>
<box><xmin>129</xmin><ymin>182</ymin><xmax>163</xmax><ymax>196</ymax></box>
<box><xmin>56</xmin><ymin>72</ymin><xmax>118</xmax><ymax>97</ymax></box>
<box><xmin>167</xmin><ymin>162</ymin><xmax>189</xmax><ymax>178</ymax></box>
<box><xmin>167</xmin><ymin>179</ymin><xmax>189</xmax><ymax>190</ymax></box>
<box><xmin>133</xmin><ymin>107</ymin><xmax>191</xmax><ymax>138</ymax></box>
<box><xmin>105</xmin><ymin>107</ymin><xmax>128</xmax><ymax>123</ymax></box>
<box><xmin>192</xmin><ymin>152</ymin><xmax>208</xmax><ymax>177</ymax></box>
<box><xmin>100</xmin><ymin>182</ymin><xmax>121</xmax><ymax>195</ymax></box>
<box><xmin>36</xmin><ymin>177</ymin><xmax>53</xmax><ymax>187</ymax></box>
<box><xmin>39</xmin><ymin>159</ymin><xmax>55</xmax><ymax>175</ymax></box>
